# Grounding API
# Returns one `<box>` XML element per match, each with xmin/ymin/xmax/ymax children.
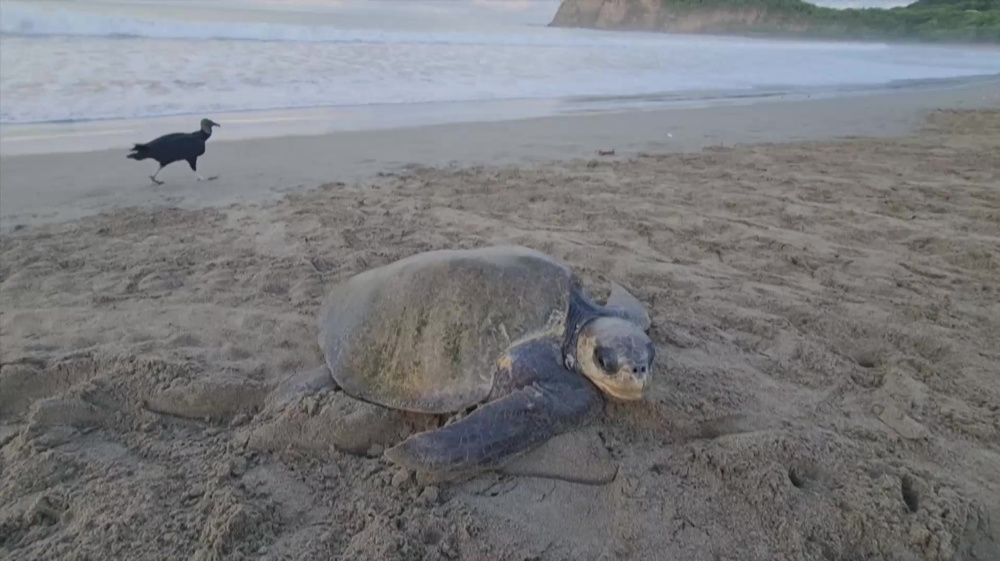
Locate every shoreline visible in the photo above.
<box><xmin>2</xmin><ymin>73</ymin><xmax>998</xmax><ymax>158</ymax></box>
<box><xmin>1</xmin><ymin>78</ymin><xmax>998</xmax><ymax>232</ymax></box>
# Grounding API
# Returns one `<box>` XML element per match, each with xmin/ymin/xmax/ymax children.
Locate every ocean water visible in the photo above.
<box><xmin>1</xmin><ymin>0</ymin><xmax>998</xmax><ymax>125</ymax></box>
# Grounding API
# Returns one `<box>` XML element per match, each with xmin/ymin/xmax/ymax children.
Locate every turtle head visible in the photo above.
<box><xmin>575</xmin><ymin>316</ymin><xmax>654</xmax><ymax>401</ymax></box>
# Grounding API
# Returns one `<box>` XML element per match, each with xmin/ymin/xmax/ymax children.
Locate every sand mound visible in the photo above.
<box><xmin>2</xmin><ymin>109</ymin><xmax>998</xmax><ymax>560</ymax></box>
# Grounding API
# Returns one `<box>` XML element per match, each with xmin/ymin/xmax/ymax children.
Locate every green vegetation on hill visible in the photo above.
<box><xmin>908</xmin><ymin>0</ymin><xmax>995</xmax><ymax>9</ymax></box>
<box><xmin>662</xmin><ymin>0</ymin><xmax>1000</xmax><ymax>42</ymax></box>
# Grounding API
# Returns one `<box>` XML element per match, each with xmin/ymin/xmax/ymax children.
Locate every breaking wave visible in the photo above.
<box><xmin>0</xmin><ymin>3</ymin><xmax>624</xmax><ymax>47</ymax></box>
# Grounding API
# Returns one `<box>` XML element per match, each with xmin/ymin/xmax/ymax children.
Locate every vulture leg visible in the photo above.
<box><xmin>150</xmin><ymin>165</ymin><xmax>165</xmax><ymax>185</ymax></box>
<box><xmin>187</xmin><ymin>158</ymin><xmax>206</xmax><ymax>182</ymax></box>
<box><xmin>188</xmin><ymin>158</ymin><xmax>217</xmax><ymax>182</ymax></box>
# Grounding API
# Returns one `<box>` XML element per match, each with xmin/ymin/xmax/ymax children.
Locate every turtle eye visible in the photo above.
<box><xmin>593</xmin><ymin>348</ymin><xmax>617</xmax><ymax>374</ymax></box>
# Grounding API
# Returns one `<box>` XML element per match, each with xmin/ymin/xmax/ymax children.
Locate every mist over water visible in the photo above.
<box><xmin>1</xmin><ymin>0</ymin><xmax>998</xmax><ymax>124</ymax></box>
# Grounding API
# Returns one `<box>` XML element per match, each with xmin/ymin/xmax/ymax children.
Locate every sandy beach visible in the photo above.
<box><xmin>2</xmin><ymin>83</ymin><xmax>999</xmax><ymax>561</ymax></box>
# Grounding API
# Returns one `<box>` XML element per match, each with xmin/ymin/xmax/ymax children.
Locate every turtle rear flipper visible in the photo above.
<box><xmin>266</xmin><ymin>366</ymin><xmax>337</xmax><ymax>410</ymax></box>
<box><xmin>384</xmin><ymin>373</ymin><xmax>602</xmax><ymax>480</ymax></box>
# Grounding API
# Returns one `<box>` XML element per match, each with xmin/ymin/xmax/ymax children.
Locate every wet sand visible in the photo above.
<box><xmin>1</xmin><ymin>79</ymin><xmax>998</xmax><ymax>230</ymax></box>
<box><xmin>1</xmin><ymin>86</ymin><xmax>999</xmax><ymax>561</ymax></box>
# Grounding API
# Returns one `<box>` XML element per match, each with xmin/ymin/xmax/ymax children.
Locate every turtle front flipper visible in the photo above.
<box><xmin>384</xmin><ymin>371</ymin><xmax>602</xmax><ymax>480</ymax></box>
<box><xmin>605</xmin><ymin>281</ymin><xmax>651</xmax><ymax>331</ymax></box>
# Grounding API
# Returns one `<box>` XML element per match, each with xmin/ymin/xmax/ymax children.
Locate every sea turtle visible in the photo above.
<box><xmin>304</xmin><ymin>244</ymin><xmax>656</xmax><ymax>479</ymax></box>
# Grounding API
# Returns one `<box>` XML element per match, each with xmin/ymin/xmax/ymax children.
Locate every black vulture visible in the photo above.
<box><xmin>127</xmin><ymin>118</ymin><xmax>221</xmax><ymax>184</ymax></box>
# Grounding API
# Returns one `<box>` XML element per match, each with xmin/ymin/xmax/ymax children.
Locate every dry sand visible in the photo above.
<box><xmin>2</xmin><ymin>101</ymin><xmax>1000</xmax><ymax>560</ymax></box>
